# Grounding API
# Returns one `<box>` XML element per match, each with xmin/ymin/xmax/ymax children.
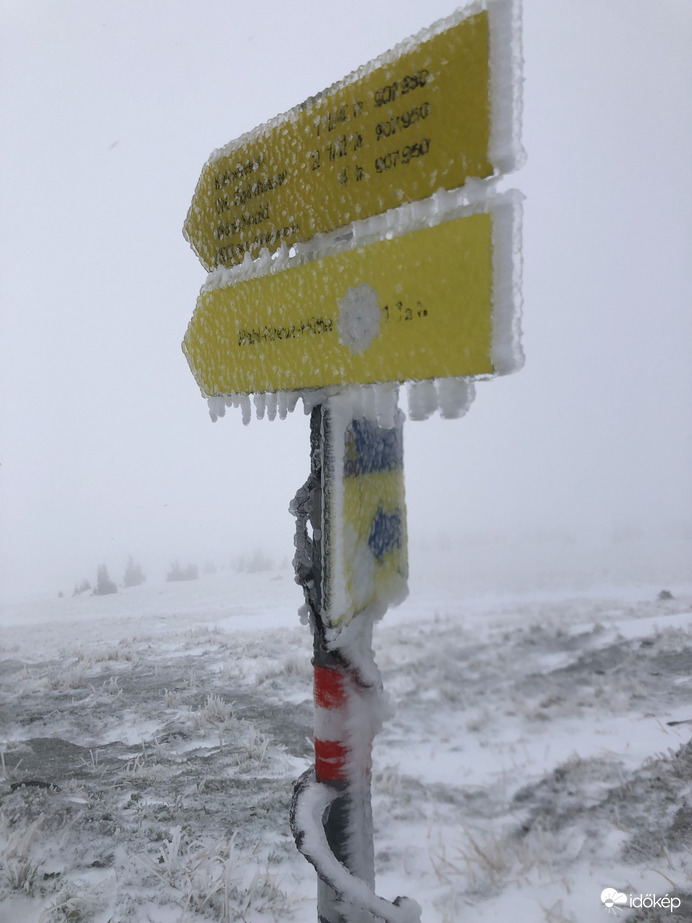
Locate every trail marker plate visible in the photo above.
<box><xmin>184</xmin><ymin>2</ymin><xmax>521</xmax><ymax>271</ymax></box>
<box><xmin>324</xmin><ymin>408</ymin><xmax>408</xmax><ymax>630</ymax></box>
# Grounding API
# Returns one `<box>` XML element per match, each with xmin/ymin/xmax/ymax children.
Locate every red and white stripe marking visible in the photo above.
<box><xmin>314</xmin><ymin>664</ymin><xmax>350</xmax><ymax>783</ymax></box>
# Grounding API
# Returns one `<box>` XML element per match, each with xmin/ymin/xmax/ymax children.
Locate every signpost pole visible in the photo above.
<box><xmin>312</xmin><ymin>645</ymin><xmax>377</xmax><ymax>923</ymax></box>
<box><xmin>291</xmin><ymin>401</ymin><xmax>393</xmax><ymax>922</ymax></box>
<box><xmin>290</xmin><ymin>404</ymin><xmax>375</xmax><ymax>923</ymax></box>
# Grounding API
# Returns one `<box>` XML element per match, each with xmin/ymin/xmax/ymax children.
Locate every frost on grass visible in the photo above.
<box><xmin>141</xmin><ymin>827</ymin><xmax>297</xmax><ymax>921</ymax></box>
<box><xmin>0</xmin><ymin>618</ymin><xmax>315</xmax><ymax>921</ymax></box>
<box><xmin>1</xmin><ymin>587</ymin><xmax>692</xmax><ymax>920</ymax></box>
<box><xmin>0</xmin><ymin>813</ymin><xmax>44</xmax><ymax>894</ymax></box>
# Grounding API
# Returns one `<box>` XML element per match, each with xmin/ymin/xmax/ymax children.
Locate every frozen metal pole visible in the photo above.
<box><xmin>291</xmin><ymin>401</ymin><xmax>419</xmax><ymax>923</ymax></box>
<box><xmin>312</xmin><ymin>647</ymin><xmax>377</xmax><ymax>923</ymax></box>
<box><xmin>290</xmin><ymin>404</ymin><xmax>376</xmax><ymax>923</ymax></box>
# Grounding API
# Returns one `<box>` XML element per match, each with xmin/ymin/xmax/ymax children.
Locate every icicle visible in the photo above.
<box><xmin>253</xmin><ymin>392</ymin><xmax>267</xmax><ymax>420</ymax></box>
<box><xmin>265</xmin><ymin>392</ymin><xmax>278</xmax><ymax>421</ymax></box>
<box><xmin>257</xmin><ymin>247</ymin><xmax>272</xmax><ymax>272</ymax></box>
<box><xmin>207</xmin><ymin>396</ymin><xmax>226</xmax><ymax>422</ymax></box>
<box><xmin>436</xmin><ymin>378</ymin><xmax>475</xmax><ymax>419</ymax></box>
<box><xmin>407</xmin><ymin>380</ymin><xmax>437</xmax><ymax>421</ymax></box>
<box><xmin>301</xmin><ymin>390</ymin><xmax>324</xmax><ymax>414</ymax></box>
<box><xmin>277</xmin><ymin>240</ymin><xmax>290</xmax><ymax>265</ymax></box>
<box><xmin>373</xmin><ymin>383</ymin><xmax>400</xmax><ymax>429</ymax></box>
<box><xmin>239</xmin><ymin>394</ymin><xmax>251</xmax><ymax>425</ymax></box>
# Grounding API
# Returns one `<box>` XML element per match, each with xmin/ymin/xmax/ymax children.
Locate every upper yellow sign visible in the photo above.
<box><xmin>184</xmin><ymin>6</ymin><xmax>510</xmax><ymax>271</ymax></box>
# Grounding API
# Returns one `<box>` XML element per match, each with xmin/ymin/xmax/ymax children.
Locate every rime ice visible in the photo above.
<box><xmin>184</xmin><ymin>186</ymin><xmax>524</xmax><ymax>425</ymax></box>
<box><xmin>183</xmin><ymin>0</ymin><xmax>524</xmax><ymax>274</ymax></box>
<box><xmin>182</xmin><ymin>0</ymin><xmax>524</xmax><ymax>427</ymax></box>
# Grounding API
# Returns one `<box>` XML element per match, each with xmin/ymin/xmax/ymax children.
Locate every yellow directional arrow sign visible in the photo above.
<box><xmin>184</xmin><ymin>4</ymin><xmax>520</xmax><ymax>271</ymax></box>
<box><xmin>182</xmin><ymin>195</ymin><xmax>520</xmax><ymax>397</ymax></box>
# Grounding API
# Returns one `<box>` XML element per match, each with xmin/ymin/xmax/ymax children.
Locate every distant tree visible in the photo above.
<box><xmin>123</xmin><ymin>556</ymin><xmax>146</xmax><ymax>588</ymax></box>
<box><xmin>166</xmin><ymin>560</ymin><xmax>198</xmax><ymax>582</ymax></box>
<box><xmin>94</xmin><ymin>564</ymin><xmax>117</xmax><ymax>596</ymax></box>
<box><xmin>166</xmin><ymin>560</ymin><xmax>183</xmax><ymax>582</ymax></box>
<box><xmin>234</xmin><ymin>547</ymin><xmax>273</xmax><ymax>573</ymax></box>
<box><xmin>247</xmin><ymin>547</ymin><xmax>273</xmax><ymax>573</ymax></box>
<box><xmin>73</xmin><ymin>578</ymin><xmax>91</xmax><ymax>596</ymax></box>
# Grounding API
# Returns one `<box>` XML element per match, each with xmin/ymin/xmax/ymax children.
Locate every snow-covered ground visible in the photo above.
<box><xmin>1</xmin><ymin>541</ymin><xmax>692</xmax><ymax>922</ymax></box>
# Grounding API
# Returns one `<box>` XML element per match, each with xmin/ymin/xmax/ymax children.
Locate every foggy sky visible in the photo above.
<box><xmin>1</xmin><ymin>0</ymin><xmax>691</xmax><ymax>600</ymax></box>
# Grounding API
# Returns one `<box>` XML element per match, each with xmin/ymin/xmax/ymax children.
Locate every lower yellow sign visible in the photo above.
<box><xmin>182</xmin><ymin>197</ymin><xmax>517</xmax><ymax>397</ymax></box>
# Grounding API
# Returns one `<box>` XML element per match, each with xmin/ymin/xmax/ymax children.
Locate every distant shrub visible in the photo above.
<box><xmin>94</xmin><ymin>564</ymin><xmax>117</xmax><ymax>596</ymax></box>
<box><xmin>123</xmin><ymin>556</ymin><xmax>146</xmax><ymax>588</ymax></box>
<box><xmin>166</xmin><ymin>560</ymin><xmax>198</xmax><ymax>582</ymax></box>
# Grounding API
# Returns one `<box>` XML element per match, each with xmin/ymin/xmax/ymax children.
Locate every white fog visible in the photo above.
<box><xmin>1</xmin><ymin>1</ymin><xmax>691</xmax><ymax>920</ymax></box>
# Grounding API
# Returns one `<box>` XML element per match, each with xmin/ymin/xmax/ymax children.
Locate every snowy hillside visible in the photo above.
<box><xmin>1</xmin><ymin>547</ymin><xmax>692</xmax><ymax>922</ymax></box>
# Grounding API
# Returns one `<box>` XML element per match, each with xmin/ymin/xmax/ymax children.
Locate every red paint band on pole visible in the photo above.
<box><xmin>314</xmin><ymin>738</ymin><xmax>349</xmax><ymax>782</ymax></box>
<box><xmin>314</xmin><ymin>665</ymin><xmax>350</xmax><ymax>782</ymax></box>
<box><xmin>314</xmin><ymin>665</ymin><xmax>348</xmax><ymax>710</ymax></box>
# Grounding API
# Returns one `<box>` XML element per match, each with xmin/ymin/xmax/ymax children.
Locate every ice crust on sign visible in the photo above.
<box><xmin>183</xmin><ymin>0</ymin><xmax>524</xmax><ymax>425</ymax></box>
<box><xmin>194</xmin><ymin>185</ymin><xmax>523</xmax><ymax>426</ymax></box>
<box><xmin>337</xmin><ymin>284</ymin><xmax>381</xmax><ymax>355</ymax></box>
<box><xmin>488</xmin><ymin>0</ymin><xmax>525</xmax><ymax>174</ymax></box>
<box><xmin>490</xmin><ymin>186</ymin><xmax>524</xmax><ymax>375</ymax></box>
<box><xmin>205</xmin><ymin>0</ymin><xmax>523</xmax><ymax>173</ymax></box>
<box><xmin>183</xmin><ymin>0</ymin><xmax>523</xmax><ymax>274</ymax></box>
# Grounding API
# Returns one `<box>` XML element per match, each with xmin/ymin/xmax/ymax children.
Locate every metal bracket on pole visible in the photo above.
<box><xmin>290</xmin><ymin>767</ymin><xmax>421</xmax><ymax>923</ymax></box>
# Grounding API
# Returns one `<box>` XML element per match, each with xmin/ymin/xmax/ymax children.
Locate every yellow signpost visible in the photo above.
<box><xmin>183</xmin><ymin>5</ymin><xmax>518</xmax><ymax>271</ymax></box>
<box><xmin>183</xmin><ymin>196</ymin><xmax>519</xmax><ymax>397</ymax></box>
<box><xmin>182</xmin><ymin>3</ymin><xmax>523</xmax><ymax>920</ymax></box>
